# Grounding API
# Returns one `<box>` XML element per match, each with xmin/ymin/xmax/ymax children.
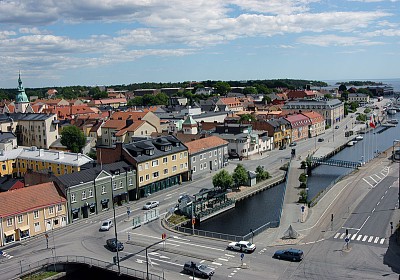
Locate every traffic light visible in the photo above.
<box><xmin>346</xmin><ymin>229</ymin><xmax>349</xmax><ymax>236</ymax></box>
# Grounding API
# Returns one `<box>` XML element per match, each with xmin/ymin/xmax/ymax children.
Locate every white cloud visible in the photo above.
<box><xmin>297</xmin><ymin>34</ymin><xmax>384</xmax><ymax>46</ymax></box>
<box><xmin>364</xmin><ymin>29</ymin><xmax>400</xmax><ymax>37</ymax></box>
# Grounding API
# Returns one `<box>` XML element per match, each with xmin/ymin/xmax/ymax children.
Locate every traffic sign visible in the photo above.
<box><xmin>301</xmin><ymin>206</ymin><xmax>305</xmax><ymax>212</ymax></box>
<box><xmin>344</xmin><ymin>237</ymin><xmax>350</xmax><ymax>243</ymax></box>
<box><xmin>240</xmin><ymin>253</ymin><xmax>244</xmax><ymax>260</ymax></box>
<box><xmin>162</xmin><ymin>233</ymin><xmax>167</xmax><ymax>239</ymax></box>
<box><xmin>192</xmin><ymin>218</ymin><xmax>195</xmax><ymax>225</ymax></box>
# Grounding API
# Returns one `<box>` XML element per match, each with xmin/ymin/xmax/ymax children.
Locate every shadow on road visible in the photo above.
<box><xmin>383</xmin><ymin>229</ymin><xmax>400</xmax><ymax>275</ymax></box>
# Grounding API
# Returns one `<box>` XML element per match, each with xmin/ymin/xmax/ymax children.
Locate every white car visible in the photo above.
<box><xmin>227</xmin><ymin>241</ymin><xmax>256</xmax><ymax>253</ymax></box>
<box><xmin>100</xmin><ymin>220</ymin><xmax>113</xmax><ymax>231</ymax></box>
<box><xmin>143</xmin><ymin>201</ymin><xmax>159</xmax><ymax>210</ymax></box>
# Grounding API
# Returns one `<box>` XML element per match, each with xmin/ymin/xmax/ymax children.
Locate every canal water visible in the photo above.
<box><xmin>198</xmin><ymin>111</ymin><xmax>400</xmax><ymax>236</ymax></box>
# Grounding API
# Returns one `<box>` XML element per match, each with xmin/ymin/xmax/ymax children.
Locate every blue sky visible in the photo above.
<box><xmin>1</xmin><ymin>0</ymin><xmax>399</xmax><ymax>88</ymax></box>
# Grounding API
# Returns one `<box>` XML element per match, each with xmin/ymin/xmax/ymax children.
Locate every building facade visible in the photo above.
<box><xmin>54</xmin><ymin>161</ymin><xmax>136</xmax><ymax>222</ymax></box>
<box><xmin>0</xmin><ymin>182</ymin><xmax>67</xmax><ymax>247</ymax></box>
<box><xmin>184</xmin><ymin>136</ymin><xmax>228</xmax><ymax>180</ymax></box>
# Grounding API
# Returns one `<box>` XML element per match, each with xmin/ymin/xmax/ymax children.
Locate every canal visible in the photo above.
<box><xmin>198</xmin><ymin>112</ymin><xmax>400</xmax><ymax>236</ymax></box>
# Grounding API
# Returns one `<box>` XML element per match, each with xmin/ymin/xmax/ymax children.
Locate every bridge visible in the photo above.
<box><xmin>309</xmin><ymin>157</ymin><xmax>362</xmax><ymax>169</ymax></box>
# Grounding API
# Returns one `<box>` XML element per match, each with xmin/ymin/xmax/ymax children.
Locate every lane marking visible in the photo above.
<box><xmin>218</xmin><ymin>258</ymin><xmax>229</xmax><ymax>262</ymax></box>
<box><xmin>212</xmin><ymin>262</ymin><xmax>222</xmax><ymax>266</ymax></box>
<box><xmin>356</xmin><ymin>235</ymin><xmax>362</xmax><ymax>241</ymax></box>
<box><xmin>340</xmin><ymin>233</ymin><xmax>345</xmax><ymax>239</ymax></box>
<box><xmin>370</xmin><ymin>177</ymin><xmax>378</xmax><ymax>183</ymax></box>
<box><xmin>173</xmin><ymin>236</ymin><xmax>191</xmax><ymax>242</ymax></box>
<box><xmin>372</xmin><ymin>208</ymin><xmax>375</xmax><ymax>213</ymax></box>
<box><xmin>334</xmin><ymin>233</ymin><xmax>340</xmax><ymax>239</ymax></box>
<box><xmin>356</xmin><ymin>216</ymin><xmax>370</xmax><ymax>234</ymax></box>
<box><xmin>368</xmin><ymin>236</ymin><xmax>374</xmax><ymax>243</ymax></box>
<box><xmin>362</xmin><ymin>178</ymin><xmax>374</xmax><ymax>188</ymax></box>
<box><xmin>380</xmin><ymin>238</ymin><xmax>385</xmax><ymax>244</ymax></box>
<box><xmin>374</xmin><ymin>174</ymin><xmax>381</xmax><ymax>180</ymax></box>
<box><xmin>377</xmin><ymin>201</ymin><xmax>380</xmax><ymax>206</ymax></box>
<box><xmin>225</xmin><ymin>254</ymin><xmax>235</xmax><ymax>257</ymax></box>
<box><xmin>362</xmin><ymin>236</ymin><xmax>368</xmax><ymax>242</ymax></box>
<box><xmin>351</xmin><ymin>234</ymin><xmax>357</xmax><ymax>240</ymax></box>
<box><xmin>381</xmin><ymin>196</ymin><xmax>384</xmax><ymax>200</ymax></box>
<box><xmin>374</xmin><ymin>237</ymin><xmax>380</xmax><ymax>243</ymax></box>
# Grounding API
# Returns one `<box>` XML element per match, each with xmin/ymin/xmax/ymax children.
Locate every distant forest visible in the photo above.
<box><xmin>0</xmin><ymin>79</ymin><xmax>328</xmax><ymax>101</ymax></box>
<box><xmin>335</xmin><ymin>81</ymin><xmax>384</xmax><ymax>86</ymax></box>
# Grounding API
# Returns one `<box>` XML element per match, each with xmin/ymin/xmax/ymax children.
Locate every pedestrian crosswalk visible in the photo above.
<box><xmin>0</xmin><ymin>251</ymin><xmax>13</xmax><ymax>259</ymax></box>
<box><xmin>333</xmin><ymin>232</ymin><xmax>385</xmax><ymax>245</ymax></box>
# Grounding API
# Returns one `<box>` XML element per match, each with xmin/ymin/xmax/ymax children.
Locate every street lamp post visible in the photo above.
<box><xmin>47</xmin><ymin>221</ymin><xmax>57</xmax><ymax>272</ymax></box>
<box><xmin>111</xmin><ymin>175</ymin><xmax>121</xmax><ymax>275</ymax></box>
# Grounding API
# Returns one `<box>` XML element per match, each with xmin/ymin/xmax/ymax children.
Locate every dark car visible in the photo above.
<box><xmin>318</xmin><ymin>138</ymin><xmax>324</xmax><ymax>142</ymax></box>
<box><xmin>279</xmin><ymin>145</ymin><xmax>286</xmax><ymax>150</ymax></box>
<box><xmin>289</xmin><ymin>142</ymin><xmax>297</xmax><ymax>147</ymax></box>
<box><xmin>106</xmin><ymin>238</ymin><xmax>124</xmax><ymax>252</ymax></box>
<box><xmin>335</xmin><ymin>125</ymin><xmax>339</xmax><ymax>129</ymax></box>
<box><xmin>183</xmin><ymin>261</ymin><xmax>215</xmax><ymax>278</ymax></box>
<box><xmin>273</xmin><ymin>248</ymin><xmax>303</xmax><ymax>262</ymax></box>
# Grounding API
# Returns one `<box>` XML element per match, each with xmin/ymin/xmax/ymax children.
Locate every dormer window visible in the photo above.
<box><xmin>146</xmin><ymin>149</ymin><xmax>154</xmax><ymax>156</ymax></box>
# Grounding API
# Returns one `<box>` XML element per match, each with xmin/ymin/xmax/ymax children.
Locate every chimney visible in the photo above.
<box><xmin>58</xmin><ymin>151</ymin><xmax>64</xmax><ymax>159</ymax></box>
<box><xmin>39</xmin><ymin>149</ymin><xmax>44</xmax><ymax>157</ymax></box>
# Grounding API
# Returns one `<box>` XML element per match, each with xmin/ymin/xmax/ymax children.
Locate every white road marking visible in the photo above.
<box><xmin>173</xmin><ymin>236</ymin><xmax>191</xmax><ymax>242</ymax></box>
<box><xmin>225</xmin><ymin>254</ymin><xmax>235</xmax><ymax>257</ymax></box>
<box><xmin>381</xmin><ymin>196</ymin><xmax>384</xmax><ymax>200</ymax></box>
<box><xmin>334</xmin><ymin>233</ymin><xmax>340</xmax><ymax>239</ymax></box>
<box><xmin>148</xmin><ymin>252</ymin><xmax>159</xmax><ymax>256</ymax></box>
<box><xmin>166</xmin><ymin>192</ymin><xmax>176</xmax><ymax>197</ymax></box>
<box><xmin>351</xmin><ymin>234</ymin><xmax>357</xmax><ymax>240</ymax></box>
<box><xmin>212</xmin><ymin>262</ymin><xmax>222</xmax><ymax>266</ymax></box>
<box><xmin>362</xmin><ymin>236</ymin><xmax>368</xmax><ymax>242</ymax></box>
<box><xmin>368</xmin><ymin>236</ymin><xmax>374</xmax><ymax>242</ymax></box>
<box><xmin>218</xmin><ymin>258</ymin><xmax>229</xmax><ymax>262</ymax></box>
<box><xmin>362</xmin><ymin>178</ymin><xmax>374</xmax><ymax>188</ymax></box>
<box><xmin>377</xmin><ymin>201</ymin><xmax>380</xmax><ymax>206</ymax></box>
<box><xmin>200</xmin><ymin>260</ymin><xmax>205</xmax><ymax>263</ymax></box>
<box><xmin>340</xmin><ymin>233</ymin><xmax>345</xmax><ymax>239</ymax></box>
<box><xmin>356</xmin><ymin>216</ymin><xmax>370</xmax><ymax>234</ymax></box>
<box><xmin>372</xmin><ymin>208</ymin><xmax>376</xmax><ymax>213</ymax></box>
<box><xmin>374</xmin><ymin>174</ymin><xmax>381</xmax><ymax>180</ymax></box>
<box><xmin>385</xmin><ymin>190</ymin><xmax>388</xmax><ymax>194</ymax></box>
<box><xmin>380</xmin><ymin>238</ymin><xmax>385</xmax><ymax>244</ymax></box>
<box><xmin>374</xmin><ymin>237</ymin><xmax>380</xmax><ymax>243</ymax></box>
<box><xmin>133</xmin><ymin>253</ymin><xmax>182</xmax><ymax>267</ymax></box>
<box><xmin>370</xmin><ymin>177</ymin><xmax>378</xmax><ymax>183</ymax></box>
<box><xmin>357</xmin><ymin>235</ymin><xmax>362</xmax><ymax>241</ymax></box>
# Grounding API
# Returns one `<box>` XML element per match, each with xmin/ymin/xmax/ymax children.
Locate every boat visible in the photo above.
<box><xmin>347</xmin><ymin>141</ymin><xmax>357</xmax><ymax>146</ymax></box>
<box><xmin>388</xmin><ymin>119</ymin><xmax>398</xmax><ymax>124</ymax></box>
<box><xmin>387</xmin><ymin>107</ymin><xmax>396</xmax><ymax>115</ymax></box>
<box><xmin>355</xmin><ymin>135</ymin><xmax>363</xmax><ymax>141</ymax></box>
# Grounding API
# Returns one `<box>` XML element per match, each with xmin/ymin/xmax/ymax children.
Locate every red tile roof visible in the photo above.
<box><xmin>0</xmin><ymin>182</ymin><xmax>66</xmax><ymax>218</ymax></box>
<box><xmin>115</xmin><ymin>120</ymin><xmax>145</xmax><ymax>136</ymax></box>
<box><xmin>184</xmin><ymin>136</ymin><xmax>228</xmax><ymax>154</ymax></box>
<box><xmin>110</xmin><ymin>111</ymin><xmax>147</xmax><ymax>120</ymax></box>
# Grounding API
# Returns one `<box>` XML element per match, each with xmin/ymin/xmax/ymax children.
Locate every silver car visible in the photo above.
<box><xmin>143</xmin><ymin>201</ymin><xmax>159</xmax><ymax>210</ymax></box>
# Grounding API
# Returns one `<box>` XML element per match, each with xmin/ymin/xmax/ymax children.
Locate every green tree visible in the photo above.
<box><xmin>262</xmin><ymin>95</ymin><xmax>271</xmax><ymax>104</ymax></box>
<box><xmin>232</xmin><ymin>164</ymin><xmax>249</xmax><ymax>188</ymax></box>
<box><xmin>93</xmin><ymin>91</ymin><xmax>108</xmax><ymax>100</ymax></box>
<box><xmin>338</xmin><ymin>84</ymin><xmax>347</xmax><ymax>92</ymax></box>
<box><xmin>243</xmin><ymin>86</ymin><xmax>257</xmax><ymax>96</ymax></box>
<box><xmin>255</xmin><ymin>165</ymin><xmax>270</xmax><ymax>182</ymax></box>
<box><xmin>214</xmin><ymin>81</ymin><xmax>231</xmax><ymax>96</ymax></box>
<box><xmin>154</xmin><ymin>93</ymin><xmax>169</xmax><ymax>105</ymax></box>
<box><xmin>212</xmin><ymin>170</ymin><xmax>233</xmax><ymax>191</ymax></box>
<box><xmin>341</xmin><ymin>91</ymin><xmax>349</xmax><ymax>101</ymax></box>
<box><xmin>239</xmin><ymin>114</ymin><xmax>256</xmax><ymax>123</ymax></box>
<box><xmin>60</xmin><ymin>126</ymin><xmax>86</xmax><ymax>153</ymax></box>
<box><xmin>88</xmin><ymin>86</ymin><xmax>102</xmax><ymax>97</ymax></box>
<box><xmin>324</xmin><ymin>93</ymin><xmax>333</xmax><ymax>99</ymax></box>
<box><xmin>128</xmin><ymin>96</ymin><xmax>143</xmax><ymax>106</ymax></box>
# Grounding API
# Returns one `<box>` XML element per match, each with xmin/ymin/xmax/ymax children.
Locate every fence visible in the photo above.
<box><xmin>10</xmin><ymin>255</ymin><xmax>163</xmax><ymax>280</ymax></box>
<box><xmin>276</xmin><ymin>162</ymin><xmax>290</xmax><ymax>226</ymax></box>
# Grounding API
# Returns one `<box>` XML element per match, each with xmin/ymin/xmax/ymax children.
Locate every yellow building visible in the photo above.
<box><xmin>97</xmin><ymin>136</ymin><xmax>189</xmax><ymax>199</ymax></box>
<box><xmin>0</xmin><ymin>147</ymin><xmax>93</xmax><ymax>177</ymax></box>
<box><xmin>0</xmin><ymin>182</ymin><xmax>67</xmax><ymax>246</ymax></box>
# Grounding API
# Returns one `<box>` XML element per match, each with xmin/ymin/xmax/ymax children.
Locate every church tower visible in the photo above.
<box><xmin>15</xmin><ymin>72</ymin><xmax>30</xmax><ymax>113</ymax></box>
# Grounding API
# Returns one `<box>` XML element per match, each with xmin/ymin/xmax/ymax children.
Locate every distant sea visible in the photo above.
<box><xmin>322</xmin><ymin>78</ymin><xmax>400</xmax><ymax>92</ymax></box>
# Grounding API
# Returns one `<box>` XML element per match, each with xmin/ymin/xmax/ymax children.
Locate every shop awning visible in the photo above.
<box><xmin>4</xmin><ymin>230</ymin><xmax>15</xmax><ymax>236</ymax></box>
<box><xmin>72</xmin><ymin>208</ymin><xmax>80</xmax><ymax>214</ymax></box>
<box><xmin>89</xmin><ymin>203</ymin><xmax>96</xmax><ymax>208</ymax></box>
<box><xmin>19</xmin><ymin>225</ymin><xmax>30</xmax><ymax>232</ymax></box>
<box><xmin>101</xmin><ymin>199</ymin><xmax>109</xmax><ymax>204</ymax></box>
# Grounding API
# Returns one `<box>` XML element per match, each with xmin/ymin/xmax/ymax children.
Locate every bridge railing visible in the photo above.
<box><xmin>10</xmin><ymin>255</ymin><xmax>163</xmax><ymax>280</ymax></box>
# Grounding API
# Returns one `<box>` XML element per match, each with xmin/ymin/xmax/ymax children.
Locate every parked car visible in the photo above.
<box><xmin>143</xmin><ymin>201</ymin><xmax>159</xmax><ymax>210</ymax></box>
<box><xmin>227</xmin><ymin>240</ymin><xmax>256</xmax><ymax>253</ymax></box>
<box><xmin>106</xmin><ymin>238</ymin><xmax>124</xmax><ymax>252</ymax></box>
<box><xmin>100</xmin><ymin>220</ymin><xmax>113</xmax><ymax>231</ymax></box>
<box><xmin>279</xmin><ymin>145</ymin><xmax>286</xmax><ymax>150</ymax></box>
<box><xmin>273</xmin><ymin>248</ymin><xmax>303</xmax><ymax>261</ymax></box>
<box><xmin>289</xmin><ymin>142</ymin><xmax>297</xmax><ymax>147</ymax></box>
<box><xmin>318</xmin><ymin>138</ymin><xmax>324</xmax><ymax>142</ymax></box>
<box><xmin>183</xmin><ymin>261</ymin><xmax>215</xmax><ymax>278</ymax></box>
<box><xmin>335</xmin><ymin>125</ymin><xmax>339</xmax><ymax>129</ymax></box>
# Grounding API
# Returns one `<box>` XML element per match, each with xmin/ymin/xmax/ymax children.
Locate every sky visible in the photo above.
<box><xmin>1</xmin><ymin>0</ymin><xmax>400</xmax><ymax>88</ymax></box>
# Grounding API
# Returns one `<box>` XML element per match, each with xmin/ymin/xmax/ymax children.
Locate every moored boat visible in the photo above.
<box><xmin>355</xmin><ymin>135</ymin><xmax>363</xmax><ymax>141</ymax></box>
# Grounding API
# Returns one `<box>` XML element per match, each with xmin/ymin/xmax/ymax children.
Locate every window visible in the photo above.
<box><xmin>185</xmin><ymin>162</ymin><xmax>188</xmax><ymax>168</ymax></box>
<box><xmin>33</xmin><ymin>210</ymin><xmax>39</xmax><ymax>219</ymax></box>
<box><xmin>119</xmin><ymin>181</ymin><xmax>123</xmax><ymax>188</ymax></box>
<box><xmin>172</xmin><ymin>155</ymin><xmax>177</xmax><ymax>161</ymax></box>
<box><xmin>184</xmin><ymin>152</ymin><xmax>187</xmax><ymax>157</ymax></box>
<box><xmin>88</xmin><ymin>189</ymin><xmax>93</xmax><ymax>197</ymax></box>
<box><xmin>138</xmin><ymin>165</ymin><xmax>143</xmax><ymax>171</ymax></box>
<box><xmin>101</xmin><ymin>186</ymin><xmax>106</xmax><ymax>194</ymax></box>
<box><xmin>214</xmin><ymin>150</ymin><xmax>217</xmax><ymax>156</ymax></box>
<box><xmin>17</xmin><ymin>215</ymin><xmax>23</xmax><ymax>223</ymax></box>
<box><xmin>204</xmin><ymin>162</ymin><xmax>207</xmax><ymax>169</ymax></box>
<box><xmin>113</xmin><ymin>181</ymin><xmax>117</xmax><ymax>190</ymax></box>
<box><xmin>145</xmin><ymin>163</ymin><xmax>149</xmax><ymax>170</ymax></box>
<box><xmin>180</xmin><ymin>164</ymin><xmax>184</xmax><ymax>169</ymax></box>
<box><xmin>172</xmin><ymin>166</ymin><xmax>177</xmax><ymax>172</ymax></box>
<box><xmin>49</xmin><ymin>206</ymin><xmax>54</xmax><ymax>214</ymax></box>
<box><xmin>152</xmin><ymin>160</ymin><xmax>159</xmax><ymax>167</ymax></box>
<box><xmin>153</xmin><ymin>171</ymin><xmax>159</xmax><ymax>178</ymax></box>
<box><xmin>164</xmin><ymin>168</ymin><xmax>168</xmax><ymax>175</ymax></box>
<box><xmin>163</xmin><ymin>157</ymin><xmax>168</xmax><ymax>163</ymax></box>
<box><xmin>193</xmin><ymin>166</ymin><xmax>196</xmax><ymax>173</ymax></box>
<box><xmin>209</xmin><ymin>151</ymin><xmax>212</xmax><ymax>157</ymax></box>
<box><xmin>57</xmin><ymin>204</ymin><xmax>62</xmax><ymax>211</ymax></box>
<box><xmin>200</xmin><ymin>163</ymin><xmax>203</xmax><ymax>170</ymax></box>
<box><xmin>200</xmin><ymin>154</ymin><xmax>203</xmax><ymax>160</ymax></box>
<box><xmin>139</xmin><ymin>176</ymin><xmax>144</xmax><ymax>183</ymax></box>
<box><xmin>34</xmin><ymin>222</ymin><xmax>40</xmax><ymax>232</ymax></box>
<box><xmin>71</xmin><ymin>193</ymin><xmax>76</xmax><ymax>202</ymax></box>
<box><xmin>145</xmin><ymin>174</ymin><xmax>150</xmax><ymax>181</ymax></box>
<box><xmin>7</xmin><ymin>218</ymin><xmax>13</xmax><ymax>226</ymax></box>
<box><xmin>2</xmin><ymin>164</ymin><xmax>6</xmax><ymax>171</ymax></box>
<box><xmin>82</xmin><ymin>191</ymin><xmax>86</xmax><ymax>200</ymax></box>
<box><xmin>129</xmin><ymin>178</ymin><xmax>133</xmax><ymax>185</ymax></box>
<box><xmin>192</xmin><ymin>156</ymin><xmax>196</xmax><ymax>163</ymax></box>
<box><xmin>180</xmin><ymin>153</ymin><xmax>183</xmax><ymax>159</ymax></box>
